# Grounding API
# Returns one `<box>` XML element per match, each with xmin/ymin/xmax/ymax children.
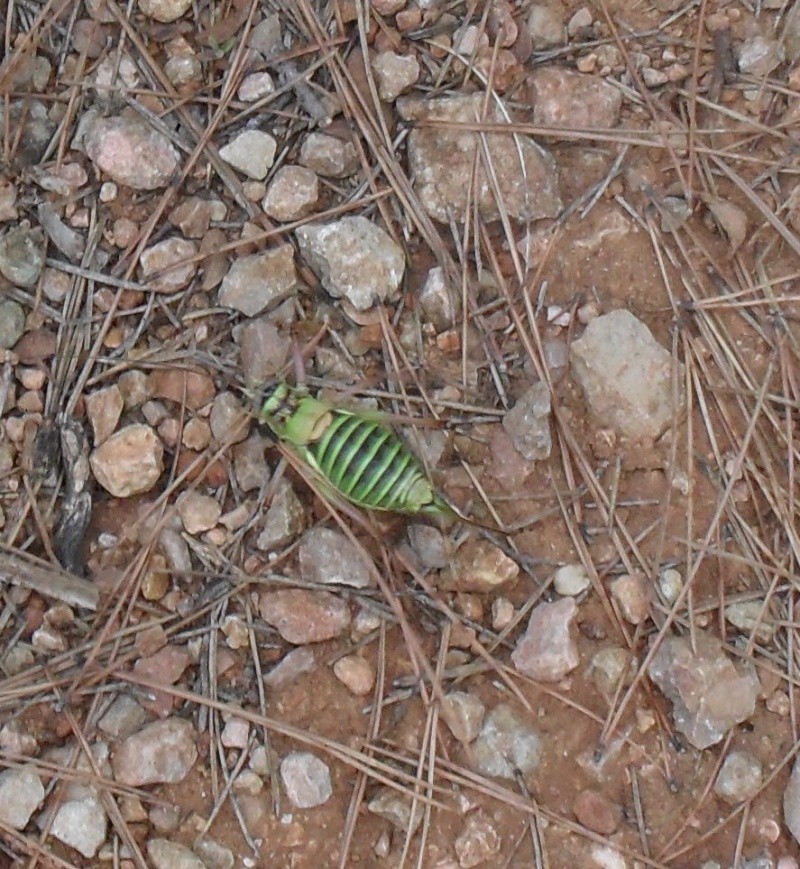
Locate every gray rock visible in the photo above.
<box><xmin>724</xmin><ymin>600</ymin><xmax>775</xmax><ymax>643</ymax></box>
<box><xmin>553</xmin><ymin>563</ymin><xmax>591</xmax><ymax>596</ymax></box>
<box><xmin>398</xmin><ymin>93</ymin><xmax>561</xmax><ymax>224</ymax></box>
<box><xmin>139</xmin><ymin>237</ymin><xmax>198</xmax><ymax>294</ymax></box>
<box><xmin>210</xmin><ymin>391</ymin><xmax>250</xmax><ymax>444</ymax></box>
<box><xmin>785</xmin><ymin>756</ymin><xmax>800</xmax><ymax>845</ymax></box>
<box><xmin>280</xmin><ymin>751</ymin><xmax>332</xmax><ymax>808</ymax></box>
<box><xmin>0</xmin><ymin>100</ymin><xmax>56</xmax><ymax>166</ymax></box>
<box><xmin>233</xmin><ymin>435</ymin><xmax>270</xmax><ymax>493</ymax></box>
<box><xmin>98</xmin><ymin>694</ymin><xmax>147</xmax><ymax>739</ymax></box>
<box><xmin>511</xmin><ymin>597</ymin><xmax>579</xmax><ymax>681</ymax></box>
<box><xmin>0</xmin><ymin>765</ymin><xmax>44</xmax><ymax>829</ymax></box>
<box><xmin>372</xmin><ymin>51</ymin><xmax>420</xmax><ymax>101</ymax></box>
<box><xmin>296</xmin><ymin>216</ymin><xmax>404</xmax><ymax>311</ymax></box>
<box><xmin>503</xmin><ymin>381</ymin><xmax>552</xmax><ymax>461</ymax></box>
<box><xmin>298</xmin><ymin>527</ymin><xmax>371</xmax><ymax>588</ymax></box>
<box><xmin>148</xmin><ymin>838</ymin><xmax>206</xmax><ymax>869</ymax></box>
<box><xmin>256</xmin><ymin>479</ymin><xmax>305</xmax><ymax>550</ymax></box>
<box><xmin>407</xmin><ymin>523</ymin><xmax>450</xmax><ymax>570</ymax></box>
<box><xmin>193</xmin><ymin>838</ymin><xmax>235</xmax><ymax>869</ymax></box>
<box><xmin>299</xmin><ymin>132</ymin><xmax>359</xmax><ymax>178</ymax></box>
<box><xmin>441</xmin><ymin>691</ymin><xmax>486</xmax><ymax>743</ymax></box>
<box><xmin>112</xmin><ymin>718</ymin><xmax>197</xmax><ymax>786</ymax></box>
<box><xmin>264</xmin><ymin>647</ymin><xmax>316</xmax><ymax>689</ymax></box>
<box><xmin>218</xmin><ymin>245</ymin><xmax>299</xmax><ymax>317</ymax></box>
<box><xmin>51</xmin><ymin>790</ymin><xmax>107</xmax><ymax>858</ymax></box>
<box><xmin>714</xmin><ymin>750</ymin><xmax>762</xmax><ymax>805</ymax></box>
<box><xmin>418</xmin><ymin>266</ymin><xmax>458</xmax><ymax>331</ymax></box>
<box><xmin>238</xmin><ymin>71</ymin><xmax>275</xmax><ymax>102</ymax></box>
<box><xmin>570</xmin><ymin>309</ymin><xmax>681</xmax><ymax>441</ymax></box>
<box><xmin>526</xmin><ymin>2</ymin><xmax>565</xmax><ymax>47</ymax></box>
<box><xmin>738</xmin><ymin>35</ymin><xmax>784</xmax><ymax>77</ymax></box>
<box><xmin>0</xmin><ymin>299</ymin><xmax>25</xmax><ymax>349</ymax></box>
<box><xmin>368</xmin><ymin>787</ymin><xmax>423</xmax><ymax>832</ymax></box>
<box><xmin>219</xmin><ymin>130</ymin><xmax>277</xmax><ymax>180</ymax></box>
<box><xmin>0</xmin><ymin>227</ymin><xmax>45</xmax><ymax>287</ymax></box>
<box><xmin>454</xmin><ymin>811</ymin><xmax>501</xmax><ymax>868</ymax></box>
<box><xmin>648</xmin><ymin>631</ymin><xmax>760</xmax><ymax>749</ymax></box>
<box><xmin>472</xmin><ymin>704</ymin><xmax>541</xmax><ymax>780</ymax></box>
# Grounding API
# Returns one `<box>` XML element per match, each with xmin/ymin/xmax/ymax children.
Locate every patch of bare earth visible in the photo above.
<box><xmin>0</xmin><ymin>0</ymin><xmax>799</xmax><ymax>867</ymax></box>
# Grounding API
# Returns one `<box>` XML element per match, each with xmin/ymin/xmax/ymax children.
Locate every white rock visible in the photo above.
<box><xmin>298</xmin><ymin>527</ymin><xmax>372</xmax><ymax>588</ymax></box>
<box><xmin>503</xmin><ymin>382</ymin><xmax>552</xmax><ymax>461</ymax></box>
<box><xmin>441</xmin><ymin>691</ymin><xmax>485</xmax><ymax>743</ymax></box>
<box><xmin>0</xmin><ymin>766</ymin><xmax>44</xmax><ymax>829</ymax></box>
<box><xmin>148</xmin><ymin>838</ymin><xmax>206</xmax><ymax>869</ymax></box>
<box><xmin>219</xmin><ymin>130</ymin><xmax>277</xmax><ymax>180</ymax></box>
<box><xmin>112</xmin><ymin>718</ymin><xmax>197</xmax><ymax>786</ymax></box>
<box><xmin>471</xmin><ymin>704</ymin><xmax>541</xmax><ymax>780</ymax></box>
<box><xmin>138</xmin><ymin>0</ymin><xmax>192</xmax><ymax>23</ymax></box>
<box><xmin>238</xmin><ymin>72</ymin><xmax>275</xmax><ymax>102</ymax></box>
<box><xmin>714</xmin><ymin>750</ymin><xmax>762</xmax><ymax>805</ymax></box>
<box><xmin>554</xmin><ymin>563</ymin><xmax>591</xmax><ymax>596</ymax></box>
<box><xmin>51</xmin><ymin>790</ymin><xmax>107</xmax><ymax>858</ymax></box>
<box><xmin>296</xmin><ymin>216</ymin><xmax>404</xmax><ymax>311</ymax></box>
<box><xmin>280</xmin><ymin>751</ymin><xmax>332</xmax><ymax>808</ymax></box>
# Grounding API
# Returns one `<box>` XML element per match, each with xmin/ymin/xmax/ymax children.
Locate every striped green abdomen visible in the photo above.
<box><xmin>305</xmin><ymin>411</ymin><xmax>435</xmax><ymax>514</ymax></box>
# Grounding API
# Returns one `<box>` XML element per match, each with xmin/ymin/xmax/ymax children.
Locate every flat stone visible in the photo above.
<box><xmin>298</xmin><ymin>527</ymin><xmax>372</xmax><ymax>588</ymax></box>
<box><xmin>218</xmin><ymin>244</ymin><xmax>299</xmax><ymax>316</ymax></box>
<box><xmin>296</xmin><ymin>216</ymin><xmax>404</xmax><ymax>311</ymax></box>
<box><xmin>553</xmin><ymin>563</ymin><xmax>591</xmax><ymax>596</ymax></box>
<box><xmin>333</xmin><ymin>654</ymin><xmax>375</xmax><ymax>696</ymax></box>
<box><xmin>570</xmin><ymin>310</ymin><xmax>682</xmax><ymax>441</ymax></box>
<box><xmin>715</xmin><ymin>750</ymin><xmax>763</xmax><ymax>805</ymax></box>
<box><xmin>259</xmin><ymin>589</ymin><xmax>350</xmax><ymax>644</ymax></box>
<box><xmin>441</xmin><ymin>538</ymin><xmax>519</xmax><ymax>593</ymax></box>
<box><xmin>51</xmin><ymin>790</ymin><xmax>107</xmax><ymax>858</ymax></box>
<box><xmin>85</xmin><ymin>384</ymin><xmax>123</xmax><ymax>445</ymax></box>
<box><xmin>139</xmin><ymin>237</ymin><xmax>198</xmax><ymax>294</ymax></box>
<box><xmin>219</xmin><ymin>130</ymin><xmax>277</xmax><ymax>180</ymax></box>
<box><xmin>610</xmin><ymin>572</ymin><xmax>651</xmax><ymax>625</ymax></box>
<box><xmin>573</xmin><ymin>788</ymin><xmax>622</xmax><ymax>835</ymax></box>
<box><xmin>280</xmin><ymin>751</ymin><xmax>332</xmax><ymax>808</ymax></box>
<box><xmin>299</xmin><ymin>132</ymin><xmax>359</xmax><ymax>178</ymax></box>
<box><xmin>0</xmin><ymin>227</ymin><xmax>45</xmax><ymax>286</ymax></box>
<box><xmin>530</xmin><ymin>67</ymin><xmax>622</xmax><ymax>129</ymax></box>
<box><xmin>441</xmin><ymin>691</ymin><xmax>486</xmax><ymax>743</ymax></box>
<box><xmin>90</xmin><ymin>424</ymin><xmax>164</xmax><ymax>497</ymax></box>
<box><xmin>0</xmin><ymin>299</ymin><xmax>26</xmax><ymax>349</ymax></box>
<box><xmin>0</xmin><ymin>765</ymin><xmax>44</xmax><ymax>829</ymax></box>
<box><xmin>398</xmin><ymin>93</ymin><xmax>561</xmax><ymax>224</ymax></box>
<box><xmin>471</xmin><ymin>704</ymin><xmax>541</xmax><ymax>780</ymax></box>
<box><xmin>503</xmin><ymin>381</ymin><xmax>552</xmax><ymax>461</ymax></box>
<box><xmin>112</xmin><ymin>718</ymin><xmax>197</xmax><ymax>786</ymax></box>
<box><xmin>454</xmin><ymin>811</ymin><xmax>501</xmax><ymax>868</ymax></box>
<box><xmin>256</xmin><ymin>479</ymin><xmax>305</xmax><ymax>550</ymax></box>
<box><xmin>511</xmin><ymin>597</ymin><xmax>579</xmax><ymax>681</ymax></box>
<box><xmin>648</xmin><ymin>631</ymin><xmax>760</xmax><ymax>749</ymax></box>
<box><xmin>372</xmin><ymin>51</ymin><xmax>420</xmax><ymax>101</ymax></box>
<box><xmin>84</xmin><ymin>112</ymin><xmax>179</xmax><ymax>190</ymax></box>
<box><xmin>262</xmin><ymin>165</ymin><xmax>319</xmax><ymax>222</ymax></box>
<box><xmin>147</xmin><ymin>839</ymin><xmax>206</xmax><ymax>869</ymax></box>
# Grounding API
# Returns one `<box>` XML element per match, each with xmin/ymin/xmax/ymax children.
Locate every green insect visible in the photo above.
<box><xmin>256</xmin><ymin>381</ymin><xmax>455</xmax><ymax>519</ymax></box>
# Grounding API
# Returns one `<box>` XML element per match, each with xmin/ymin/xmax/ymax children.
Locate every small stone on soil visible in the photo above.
<box><xmin>280</xmin><ymin>751</ymin><xmax>332</xmax><ymax>808</ymax></box>
<box><xmin>454</xmin><ymin>811</ymin><xmax>501</xmax><ymax>868</ymax></box>
<box><xmin>219</xmin><ymin>130</ymin><xmax>277</xmax><ymax>180</ymax></box>
<box><xmin>648</xmin><ymin>631</ymin><xmax>760</xmax><ymax>749</ymax></box>
<box><xmin>298</xmin><ymin>526</ymin><xmax>372</xmax><ymax>588</ymax></box>
<box><xmin>256</xmin><ymin>479</ymin><xmax>305</xmax><ymax>550</ymax></box>
<box><xmin>147</xmin><ymin>838</ymin><xmax>206</xmax><ymax>869</ymax></box>
<box><xmin>511</xmin><ymin>597</ymin><xmax>579</xmax><ymax>682</ymax></box>
<box><xmin>51</xmin><ymin>789</ymin><xmax>107</xmax><ymax>858</ymax></box>
<box><xmin>0</xmin><ymin>766</ymin><xmax>44</xmax><ymax>829</ymax></box>
<box><xmin>714</xmin><ymin>750</ymin><xmax>763</xmax><ymax>804</ymax></box>
<box><xmin>368</xmin><ymin>787</ymin><xmax>423</xmax><ymax>833</ymax></box>
<box><xmin>333</xmin><ymin>654</ymin><xmax>375</xmax><ymax>696</ymax></box>
<box><xmin>471</xmin><ymin>704</ymin><xmax>541</xmax><ymax>780</ymax></box>
<box><xmin>112</xmin><ymin>717</ymin><xmax>197</xmax><ymax>786</ymax></box>
<box><xmin>0</xmin><ymin>299</ymin><xmax>26</xmax><ymax>348</ymax></box>
<box><xmin>259</xmin><ymin>589</ymin><xmax>350</xmax><ymax>644</ymax></box>
<box><xmin>553</xmin><ymin>563</ymin><xmax>591</xmax><ymax>596</ymax></box>
<box><xmin>610</xmin><ymin>572</ymin><xmax>651</xmax><ymax>624</ymax></box>
<box><xmin>441</xmin><ymin>691</ymin><xmax>486</xmax><ymax>743</ymax></box>
<box><xmin>264</xmin><ymin>647</ymin><xmax>316</xmax><ymax>689</ymax></box>
<box><xmin>262</xmin><ymin>165</ymin><xmax>319</xmax><ymax>221</ymax></box>
<box><xmin>139</xmin><ymin>237</ymin><xmax>198</xmax><ymax>294</ymax></box>
<box><xmin>296</xmin><ymin>216</ymin><xmax>404</xmax><ymax>311</ymax></box>
<box><xmin>218</xmin><ymin>244</ymin><xmax>299</xmax><ymax>316</ymax></box>
<box><xmin>442</xmin><ymin>538</ymin><xmax>519</xmax><ymax>592</ymax></box>
<box><xmin>90</xmin><ymin>423</ymin><xmax>164</xmax><ymax>497</ymax></box>
<box><xmin>502</xmin><ymin>381</ymin><xmax>552</xmax><ymax>461</ymax></box>
<box><xmin>372</xmin><ymin>51</ymin><xmax>420</xmax><ymax>101</ymax></box>
<box><xmin>573</xmin><ymin>788</ymin><xmax>622</xmax><ymax>835</ymax></box>
<box><xmin>299</xmin><ymin>132</ymin><xmax>359</xmax><ymax>178</ymax></box>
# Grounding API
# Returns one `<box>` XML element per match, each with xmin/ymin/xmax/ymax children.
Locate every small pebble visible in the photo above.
<box><xmin>554</xmin><ymin>563</ymin><xmax>591</xmax><ymax>596</ymax></box>
<box><xmin>280</xmin><ymin>751</ymin><xmax>332</xmax><ymax>808</ymax></box>
<box><xmin>219</xmin><ymin>130</ymin><xmax>277</xmax><ymax>180</ymax></box>
<box><xmin>441</xmin><ymin>691</ymin><xmax>486</xmax><ymax>743</ymax></box>
<box><xmin>333</xmin><ymin>654</ymin><xmax>375</xmax><ymax>696</ymax></box>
